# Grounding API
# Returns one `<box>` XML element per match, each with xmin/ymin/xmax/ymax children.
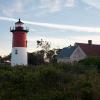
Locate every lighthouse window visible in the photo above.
<box><xmin>15</xmin><ymin>50</ymin><xmax>18</xmax><ymax>54</ymax></box>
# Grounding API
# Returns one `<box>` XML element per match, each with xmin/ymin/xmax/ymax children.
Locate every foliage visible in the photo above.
<box><xmin>37</xmin><ymin>39</ymin><xmax>51</xmax><ymax>62</ymax></box>
<box><xmin>0</xmin><ymin>64</ymin><xmax>100</xmax><ymax>99</ymax></box>
<box><xmin>28</xmin><ymin>52</ymin><xmax>44</xmax><ymax>65</ymax></box>
<box><xmin>37</xmin><ymin>39</ymin><xmax>50</xmax><ymax>52</ymax></box>
<box><xmin>0</xmin><ymin>54</ymin><xmax>11</xmax><ymax>63</ymax></box>
<box><xmin>79</xmin><ymin>56</ymin><xmax>100</xmax><ymax>66</ymax></box>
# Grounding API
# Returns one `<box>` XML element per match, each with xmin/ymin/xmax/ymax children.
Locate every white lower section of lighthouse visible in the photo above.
<box><xmin>11</xmin><ymin>47</ymin><xmax>27</xmax><ymax>66</ymax></box>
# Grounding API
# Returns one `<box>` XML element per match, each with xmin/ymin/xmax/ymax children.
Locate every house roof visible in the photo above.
<box><xmin>75</xmin><ymin>43</ymin><xmax>100</xmax><ymax>56</ymax></box>
<box><xmin>57</xmin><ymin>46</ymin><xmax>76</xmax><ymax>59</ymax></box>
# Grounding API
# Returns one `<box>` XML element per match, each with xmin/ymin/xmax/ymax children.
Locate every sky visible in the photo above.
<box><xmin>0</xmin><ymin>0</ymin><xmax>100</xmax><ymax>56</ymax></box>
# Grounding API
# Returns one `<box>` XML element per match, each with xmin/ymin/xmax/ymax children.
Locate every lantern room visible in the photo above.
<box><xmin>10</xmin><ymin>19</ymin><xmax>29</xmax><ymax>32</ymax></box>
<box><xmin>15</xmin><ymin>19</ymin><xmax>24</xmax><ymax>28</ymax></box>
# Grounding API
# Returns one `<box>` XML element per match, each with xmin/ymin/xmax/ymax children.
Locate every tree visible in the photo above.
<box><xmin>1</xmin><ymin>54</ymin><xmax>11</xmax><ymax>64</ymax></box>
<box><xmin>28</xmin><ymin>51</ymin><xmax>45</xmax><ymax>65</ymax></box>
<box><xmin>0</xmin><ymin>56</ymin><xmax>2</xmax><ymax>63</ymax></box>
<box><xmin>37</xmin><ymin>39</ymin><xmax>50</xmax><ymax>52</ymax></box>
<box><xmin>37</xmin><ymin>39</ymin><xmax>51</xmax><ymax>62</ymax></box>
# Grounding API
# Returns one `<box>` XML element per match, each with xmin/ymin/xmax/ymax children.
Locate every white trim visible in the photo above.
<box><xmin>70</xmin><ymin>46</ymin><xmax>87</xmax><ymax>61</ymax></box>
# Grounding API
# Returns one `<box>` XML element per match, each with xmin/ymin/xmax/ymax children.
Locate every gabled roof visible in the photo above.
<box><xmin>75</xmin><ymin>43</ymin><xmax>100</xmax><ymax>56</ymax></box>
<box><xmin>57</xmin><ymin>46</ymin><xmax>76</xmax><ymax>59</ymax></box>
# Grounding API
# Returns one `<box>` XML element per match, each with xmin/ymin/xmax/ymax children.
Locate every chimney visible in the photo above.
<box><xmin>88</xmin><ymin>40</ymin><xmax>92</xmax><ymax>45</ymax></box>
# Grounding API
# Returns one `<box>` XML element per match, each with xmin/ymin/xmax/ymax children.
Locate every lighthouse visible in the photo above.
<box><xmin>10</xmin><ymin>19</ymin><xmax>29</xmax><ymax>66</ymax></box>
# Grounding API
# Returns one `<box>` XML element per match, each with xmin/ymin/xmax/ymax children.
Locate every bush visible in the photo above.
<box><xmin>0</xmin><ymin>64</ymin><xmax>99</xmax><ymax>100</ymax></box>
<box><xmin>79</xmin><ymin>57</ymin><xmax>100</xmax><ymax>66</ymax></box>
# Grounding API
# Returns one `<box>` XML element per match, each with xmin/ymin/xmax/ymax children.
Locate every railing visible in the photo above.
<box><xmin>10</xmin><ymin>27</ymin><xmax>29</xmax><ymax>32</ymax></box>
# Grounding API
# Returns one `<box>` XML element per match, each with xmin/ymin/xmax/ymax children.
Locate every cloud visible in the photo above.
<box><xmin>0</xmin><ymin>16</ymin><xmax>100</xmax><ymax>33</ymax></box>
<box><xmin>40</xmin><ymin>0</ymin><xmax>75</xmax><ymax>13</ymax></box>
<box><xmin>65</xmin><ymin>0</ymin><xmax>75</xmax><ymax>7</ymax></box>
<box><xmin>69</xmin><ymin>35</ymin><xmax>100</xmax><ymax>44</ymax></box>
<box><xmin>82</xmin><ymin>0</ymin><xmax>100</xmax><ymax>9</ymax></box>
<box><xmin>0</xmin><ymin>0</ymin><xmax>76</xmax><ymax>17</ymax></box>
<box><xmin>22</xmin><ymin>20</ymin><xmax>100</xmax><ymax>33</ymax></box>
<box><xmin>1</xmin><ymin>1</ymin><xmax>24</xmax><ymax>17</ymax></box>
<box><xmin>28</xmin><ymin>36</ymin><xmax>68</xmax><ymax>48</ymax></box>
<box><xmin>40</xmin><ymin>0</ymin><xmax>61</xmax><ymax>12</ymax></box>
<box><xmin>0</xmin><ymin>0</ymin><xmax>34</xmax><ymax>17</ymax></box>
<box><xmin>0</xmin><ymin>16</ymin><xmax>17</xmax><ymax>22</ymax></box>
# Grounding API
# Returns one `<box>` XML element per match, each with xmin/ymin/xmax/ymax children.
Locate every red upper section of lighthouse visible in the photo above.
<box><xmin>10</xmin><ymin>19</ymin><xmax>29</xmax><ymax>47</ymax></box>
<box><xmin>12</xmin><ymin>32</ymin><xmax>27</xmax><ymax>47</ymax></box>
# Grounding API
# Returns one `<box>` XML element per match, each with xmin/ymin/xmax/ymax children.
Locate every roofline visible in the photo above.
<box><xmin>75</xmin><ymin>42</ymin><xmax>100</xmax><ymax>46</ymax></box>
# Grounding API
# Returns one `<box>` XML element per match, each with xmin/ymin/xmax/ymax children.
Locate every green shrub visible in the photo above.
<box><xmin>79</xmin><ymin>56</ymin><xmax>100</xmax><ymax>66</ymax></box>
<box><xmin>0</xmin><ymin>63</ymin><xmax>99</xmax><ymax>100</ymax></box>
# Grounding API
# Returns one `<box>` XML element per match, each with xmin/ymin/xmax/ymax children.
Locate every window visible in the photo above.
<box><xmin>15</xmin><ymin>50</ymin><xmax>18</xmax><ymax>54</ymax></box>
